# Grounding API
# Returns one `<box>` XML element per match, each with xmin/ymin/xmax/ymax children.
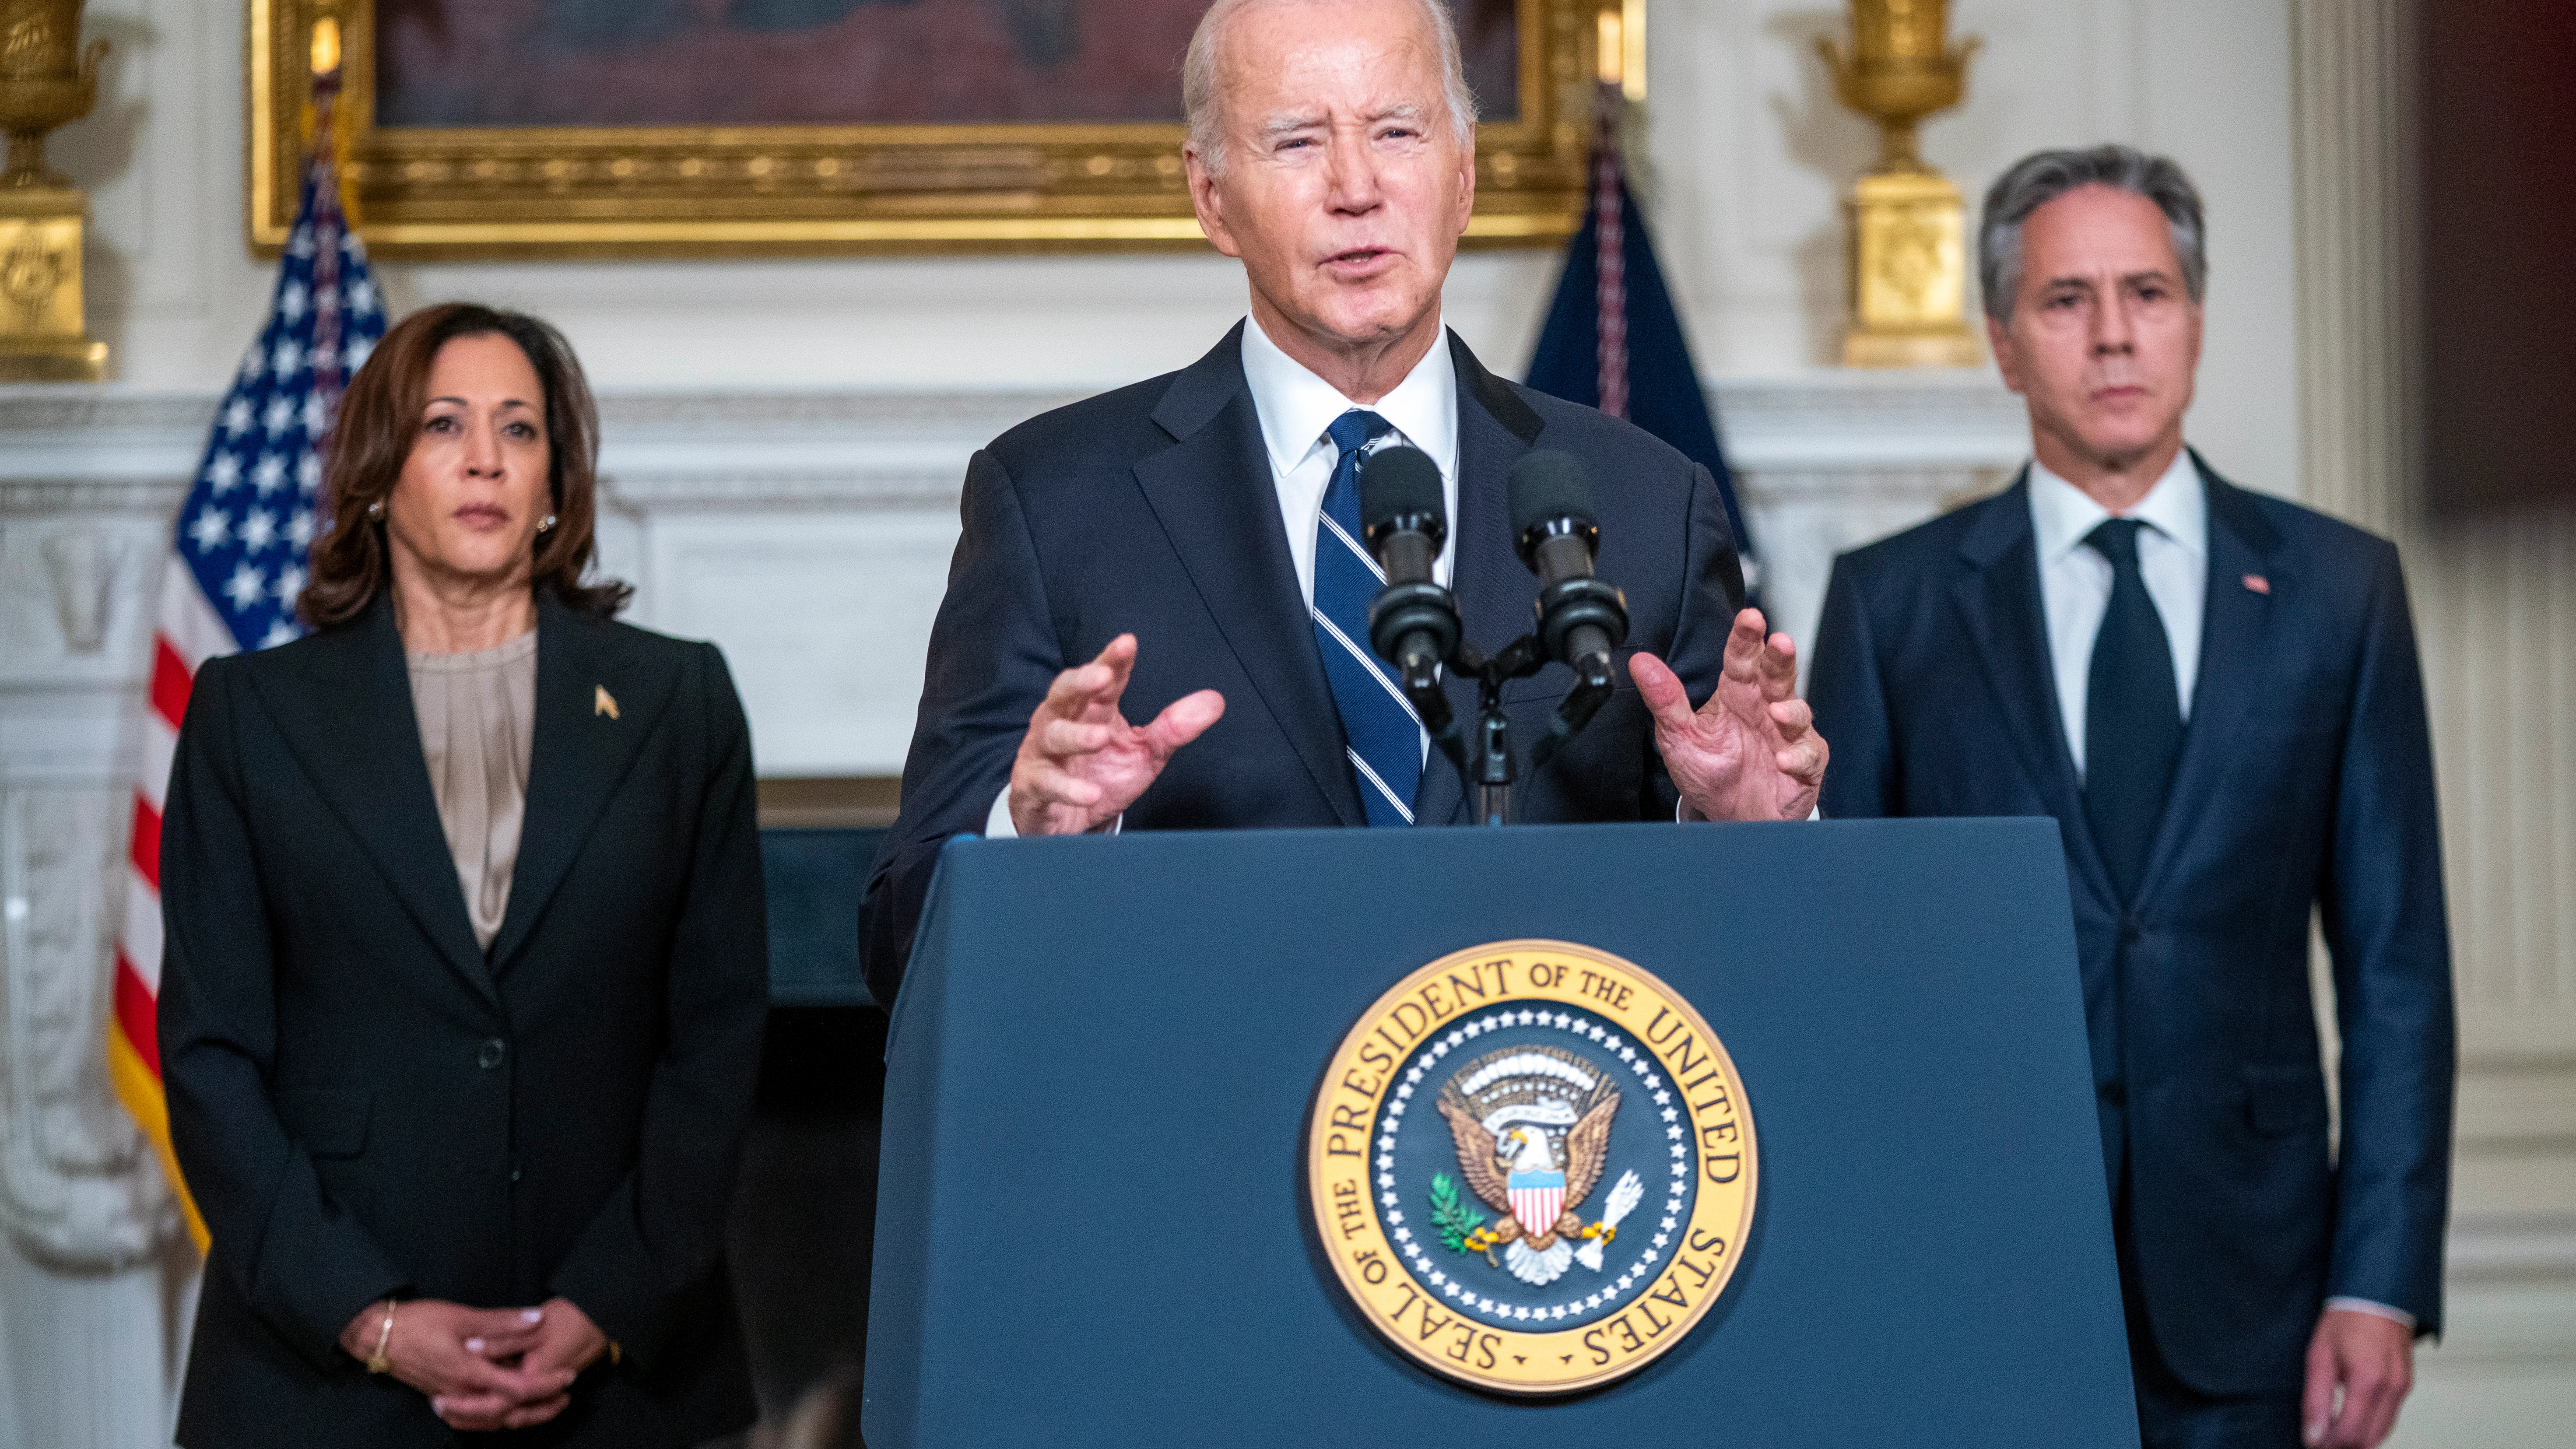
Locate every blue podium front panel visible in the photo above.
<box><xmin>866</xmin><ymin>819</ymin><xmax>2134</xmax><ymax>1448</ymax></box>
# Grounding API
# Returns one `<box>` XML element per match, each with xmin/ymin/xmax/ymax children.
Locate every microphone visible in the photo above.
<box><xmin>1359</xmin><ymin>446</ymin><xmax>1459</xmax><ymax>728</ymax></box>
<box><xmin>1506</xmin><ymin>450</ymin><xmax>1629</xmax><ymax>690</ymax></box>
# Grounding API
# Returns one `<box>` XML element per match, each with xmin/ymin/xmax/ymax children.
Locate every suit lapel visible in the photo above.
<box><xmin>485</xmin><ymin>593</ymin><xmax>673</xmax><ymax>972</ymax></box>
<box><xmin>2132</xmin><ymin>460</ymin><xmax>2285</xmax><ymax>905</ymax></box>
<box><xmin>254</xmin><ymin>596</ymin><xmax>497</xmax><ymax>1008</ymax></box>
<box><xmin>1131</xmin><ymin>323</ymin><xmax>1363</xmax><ymax>826</ymax></box>
<box><xmin>1948</xmin><ymin>475</ymin><xmax>2117</xmax><ymax>905</ymax></box>
<box><xmin>1416</xmin><ymin>332</ymin><xmax>1544</xmax><ymax>827</ymax></box>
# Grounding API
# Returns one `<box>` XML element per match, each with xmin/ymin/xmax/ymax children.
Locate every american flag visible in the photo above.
<box><xmin>1523</xmin><ymin>84</ymin><xmax>1757</xmax><ymax>602</ymax></box>
<box><xmin>107</xmin><ymin>78</ymin><xmax>381</xmax><ymax>1251</ymax></box>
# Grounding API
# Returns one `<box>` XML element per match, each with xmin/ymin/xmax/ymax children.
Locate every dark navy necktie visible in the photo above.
<box><xmin>1311</xmin><ymin>409</ymin><xmax>1421</xmax><ymax>825</ymax></box>
<box><xmin>2081</xmin><ymin>518</ymin><xmax>2184</xmax><ymax>902</ymax></box>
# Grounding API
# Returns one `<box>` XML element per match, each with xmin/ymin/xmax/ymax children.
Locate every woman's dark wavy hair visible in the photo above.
<box><xmin>298</xmin><ymin>302</ymin><xmax>631</xmax><ymax>627</ymax></box>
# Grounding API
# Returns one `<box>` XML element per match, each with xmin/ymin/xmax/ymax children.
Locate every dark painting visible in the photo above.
<box><xmin>375</xmin><ymin>0</ymin><xmax>1522</xmax><ymax>128</ymax></box>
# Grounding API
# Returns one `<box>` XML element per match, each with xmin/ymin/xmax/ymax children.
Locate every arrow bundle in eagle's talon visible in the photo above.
<box><xmin>1575</xmin><ymin>1169</ymin><xmax>1644</xmax><ymax>1272</ymax></box>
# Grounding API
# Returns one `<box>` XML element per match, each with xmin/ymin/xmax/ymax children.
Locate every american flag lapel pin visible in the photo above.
<box><xmin>594</xmin><ymin>685</ymin><xmax>619</xmax><ymax>719</ymax></box>
<box><xmin>2243</xmin><ymin>574</ymin><xmax>2271</xmax><ymax>595</ymax></box>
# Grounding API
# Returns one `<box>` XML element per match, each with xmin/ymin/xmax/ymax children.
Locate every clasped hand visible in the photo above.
<box><xmin>1007</xmin><ymin>610</ymin><xmax>1824</xmax><ymax>832</ymax></box>
<box><xmin>340</xmin><ymin>1295</ymin><xmax>608</xmax><ymax>1432</ymax></box>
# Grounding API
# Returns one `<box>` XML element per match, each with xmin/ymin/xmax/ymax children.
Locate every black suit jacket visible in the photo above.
<box><xmin>1807</xmin><ymin>460</ymin><xmax>2454</xmax><ymax>1396</ymax></box>
<box><xmin>159</xmin><ymin>591</ymin><xmax>767</xmax><ymax>1447</ymax></box>
<box><xmin>863</xmin><ymin>325</ymin><xmax>1745</xmax><ymax>997</ymax></box>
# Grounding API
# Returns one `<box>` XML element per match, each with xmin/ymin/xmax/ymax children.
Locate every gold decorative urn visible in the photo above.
<box><xmin>0</xmin><ymin>0</ymin><xmax>109</xmax><ymax>382</ymax></box>
<box><xmin>1818</xmin><ymin>0</ymin><xmax>1981</xmax><ymax>368</ymax></box>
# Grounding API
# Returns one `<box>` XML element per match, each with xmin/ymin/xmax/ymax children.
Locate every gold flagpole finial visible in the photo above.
<box><xmin>310</xmin><ymin>16</ymin><xmax>341</xmax><ymax>77</ymax></box>
<box><xmin>1593</xmin><ymin>3</ymin><xmax>1646</xmax><ymax>101</ymax></box>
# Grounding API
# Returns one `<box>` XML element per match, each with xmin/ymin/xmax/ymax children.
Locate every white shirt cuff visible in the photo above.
<box><xmin>984</xmin><ymin>784</ymin><xmax>1120</xmax><ymax>838</ymax></box>
<box><xmin>2323</xmin><ymin>1298</ymin><xmax>2416</xmax><ymax>1331</ymax></box>
<box><xmin>1676</xmin><ymin>803</ymin><xmax>1824</xmax><ymax>822</ymax></box>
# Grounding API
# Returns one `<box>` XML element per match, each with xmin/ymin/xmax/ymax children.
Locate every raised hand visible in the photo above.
<box><xmin>1008</xmin><ymin>633</ymin><xmax>1225</xmax><ymax>836</ymax></box>
<box><xmin>1630</xmin><ymin>608</ymin><xmax>1827</xmax><ymax>822</ymax></box>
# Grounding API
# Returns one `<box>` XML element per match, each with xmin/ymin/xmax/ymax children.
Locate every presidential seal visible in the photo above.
<box><xmin>1305</xmin><ymin>940</ymin><xmax>1756</xmax><ymax>1396</ymax></box>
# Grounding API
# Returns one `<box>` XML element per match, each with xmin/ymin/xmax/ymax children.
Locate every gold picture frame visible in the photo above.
<box><xmin>246</xmin><ymin>0</ymin><xmax>1610</xmax><ymax>258</ymax></box>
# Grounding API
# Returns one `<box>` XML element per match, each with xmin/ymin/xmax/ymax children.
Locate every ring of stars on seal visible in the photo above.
<box><xmin>1306</xmin><ymin>940</ymin><xmax>1757</xmax><ymax>1396</ymax></box>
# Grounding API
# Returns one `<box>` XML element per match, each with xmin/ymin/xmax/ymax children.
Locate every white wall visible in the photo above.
<box><xmin>76</xmin><ymin>2</ymin><xmax>2299</xmax><ymax>493</ymax></box>
<box><xmin>1641</xmin><ymin>0</ymin><xmax>2298</xmax><ymax>492</ymax></box>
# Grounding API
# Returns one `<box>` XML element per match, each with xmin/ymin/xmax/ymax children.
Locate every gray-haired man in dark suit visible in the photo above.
<box><xmin>1809</xmin><ymin>146</ymin><xmax>2452</xmax><ymax>1449</ymax></box>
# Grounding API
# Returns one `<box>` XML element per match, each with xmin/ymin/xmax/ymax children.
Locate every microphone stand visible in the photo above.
<box><xmin>1403</xmin><ymin>635</ymin><xmax>1612</xmax><ymax>828</ymax></box>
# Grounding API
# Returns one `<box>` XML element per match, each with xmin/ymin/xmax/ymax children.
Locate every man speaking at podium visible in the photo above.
<box><xmin>862</xmin><ymin>0</ymin><xmax>1826</xmax><ymax>996</ymax></box>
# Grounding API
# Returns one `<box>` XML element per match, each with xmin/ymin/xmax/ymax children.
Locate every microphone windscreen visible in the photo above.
<box><xmin>1507</xmin><ymin>450</ymin><xmax>1597</xmax><ymax>537</ymax></box>
<box><xmin>1359</xmin><ymin>445</ymin><xmax>1446</xmax><ymax>534</ymax></box>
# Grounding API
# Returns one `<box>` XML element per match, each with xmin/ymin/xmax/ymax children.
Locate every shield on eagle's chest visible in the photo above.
<box><xmin>1508</xmin><ymin>1169</ymin><xmax>1565</xmax><ymax>1233</ymax></box>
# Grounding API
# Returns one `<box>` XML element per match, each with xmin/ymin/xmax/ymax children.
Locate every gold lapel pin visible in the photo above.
<box><xmin>594</xmin><ymin>685</ymin><xmax>620</xmax><ymax>719</ymax></box>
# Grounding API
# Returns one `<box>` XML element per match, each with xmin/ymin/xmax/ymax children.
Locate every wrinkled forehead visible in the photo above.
<box><xmin>1214</xmin><ymin>0</ymin><xmax>1446</xmax><ymax>124</ymax></box>
<box><xmin>2022</xmin><ymin>183</ymin><xmax>2185</xmax><ymax>281</ymax></box>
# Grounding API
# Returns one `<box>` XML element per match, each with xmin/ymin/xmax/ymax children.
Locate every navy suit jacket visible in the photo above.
<box><xmin>862</xmin><ymin>324</ymin><xmax>1745</xmax><ymax>999</ymax></box>
<box><xmin>1807</xmin><ymin>460</ymin><xmax>2453</xmax><ymax>1396</ymax></box>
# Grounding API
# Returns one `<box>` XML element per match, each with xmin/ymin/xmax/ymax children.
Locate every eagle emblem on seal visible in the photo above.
<box><xmin>1432</xmin><ymin>1045</ymin><xmax>1646</xmax><ymax>1287</ymax></box>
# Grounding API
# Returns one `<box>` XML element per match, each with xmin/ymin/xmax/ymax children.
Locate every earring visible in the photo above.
<box><xmin>537</xmin><ymin>514</ymin><xmax>557</xmax><ymax>532</ymax></box>
<box><xmin>365</xmin><ymin>499</ymin><xmax>384</xmax><ymax>520</ymax></box>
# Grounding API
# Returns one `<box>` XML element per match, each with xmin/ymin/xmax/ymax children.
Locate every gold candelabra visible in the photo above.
<box><xmin>1817</xmin><ymin>0</ymin><xmax>1981</xmax><ymax>368</ymax></box>
<box><xmin>0</xmin><ymin>0</ymin><xmax>109</xmax><ymax>382</ymax></box>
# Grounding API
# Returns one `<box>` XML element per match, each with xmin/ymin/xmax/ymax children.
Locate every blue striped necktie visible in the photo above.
<box><xmin>1311</xmin><ymin>409</ymin><xmax>1422</xmax><ymax>825</ymax></box>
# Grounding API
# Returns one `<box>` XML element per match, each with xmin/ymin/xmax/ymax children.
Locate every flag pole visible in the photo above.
<box><xmin>105</xmin><ymin>7</ymin><xmax>383</xmax><ymax>1261</ymax></box>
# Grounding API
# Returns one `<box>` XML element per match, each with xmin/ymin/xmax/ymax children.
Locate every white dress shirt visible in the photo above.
<box><xmin>986</xmin><ymin>317</ymin><xmax>1458</xmax><ymax>838</ymax></box>
<box><xmin>2027</xmin><ymin>451</ymin><xmax>2415</xmax><ymax>1333</ymax></box>
<box><xmin>2029</xmin><ymin>451</ymin><xmax>2206</xmax><ymax>780</ymax></box>
<box><xmin>1240</xmin><ymin>311</ymin><xmax>1461</xmax><ymax>600</ymax></box>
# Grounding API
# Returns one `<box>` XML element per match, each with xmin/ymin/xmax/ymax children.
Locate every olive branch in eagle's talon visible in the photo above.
<box><xmin>1430</xmin><ymin>1172</ymin><xmax>1503</xmax><ymax>1264</ymax></box>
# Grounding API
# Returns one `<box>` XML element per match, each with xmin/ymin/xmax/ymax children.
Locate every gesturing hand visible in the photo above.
<box><xmin>339</xmin><ymin>1299</ymin><xmax>575</xmax><ymax>1433</ymax></box>
<box><xmin>1630</xmin><ymin>608</ymin><xmax>1827</xmax><ymax>822</ymax></box>
<box><xmin>1008</xmin><ymin>633</ymin><xmax>1225</xmax><ymax>837</ymax></box>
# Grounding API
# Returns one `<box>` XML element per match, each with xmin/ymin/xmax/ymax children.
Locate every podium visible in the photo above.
<box><xmin>865</xmin><ymin>820</ymin><xmax>2138</xmax><ymax>1447</ymax></box>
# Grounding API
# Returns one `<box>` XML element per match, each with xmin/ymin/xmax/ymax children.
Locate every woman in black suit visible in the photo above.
<box><xmin>159</xmin><ymin>303</ymin><xmax>765</xmax><ymax>1445</ymax></box>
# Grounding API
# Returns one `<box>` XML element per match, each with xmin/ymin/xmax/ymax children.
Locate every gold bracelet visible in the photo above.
<box><xmin>365</xmin><ymin>1300</ymin><xmax>398</xmax><ymax>1374</ymax></box>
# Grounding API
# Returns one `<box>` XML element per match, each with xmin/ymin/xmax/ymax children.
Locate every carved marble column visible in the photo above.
<box><xmin>0</xmin><ymin>390</ymin><xmax>201</xmax><ymax>1449</ymax></box>
<box><xmin>2290</xmin><ymin>0</ymin><xmax>2576</xmax><ymax>1430</ymax></box>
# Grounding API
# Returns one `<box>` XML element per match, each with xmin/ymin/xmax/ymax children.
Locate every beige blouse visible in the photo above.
<box><xmin>408</xmin><ymin>631</ymin><xmax>538</xmax><ymax>951</ymax></box>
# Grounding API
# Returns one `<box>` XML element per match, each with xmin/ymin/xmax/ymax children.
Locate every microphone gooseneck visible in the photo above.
<box><xmin>1358</xmin><ymin>445</ymin><xmax>1458</xmax><ymax>733</ymax></box>
<box><xmin>1506</xmin><ymin>451</ymin><xmax>1629</xmax><ymax>690</ymax></box>
<box><xmin>1352</xmin><ymin>448</ymin><xmax>1632</xmax><ymax>824</ymax></box>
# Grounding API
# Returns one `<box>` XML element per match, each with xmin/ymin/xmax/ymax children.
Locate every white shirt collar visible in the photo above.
<box><xmin>1239</xmin><ymin>312</ymin><xmax>1458</xmax><ymax>476</ymax></box>
<box><xmin>2029</xmin><ymin>449</ymin><xmax>2207</xmax><ymax>565</ymax></box>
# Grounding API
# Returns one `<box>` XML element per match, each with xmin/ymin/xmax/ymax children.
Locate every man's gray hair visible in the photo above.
<box><xmin>1182</xmin><ymin>0</ymin><xmax>1480</xmax><ymax>175</ymax></box>
<box><xmin>1978</xmin><ymin>144</ymin><xmax>2207</xmax><ymax>321</ymax></box>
